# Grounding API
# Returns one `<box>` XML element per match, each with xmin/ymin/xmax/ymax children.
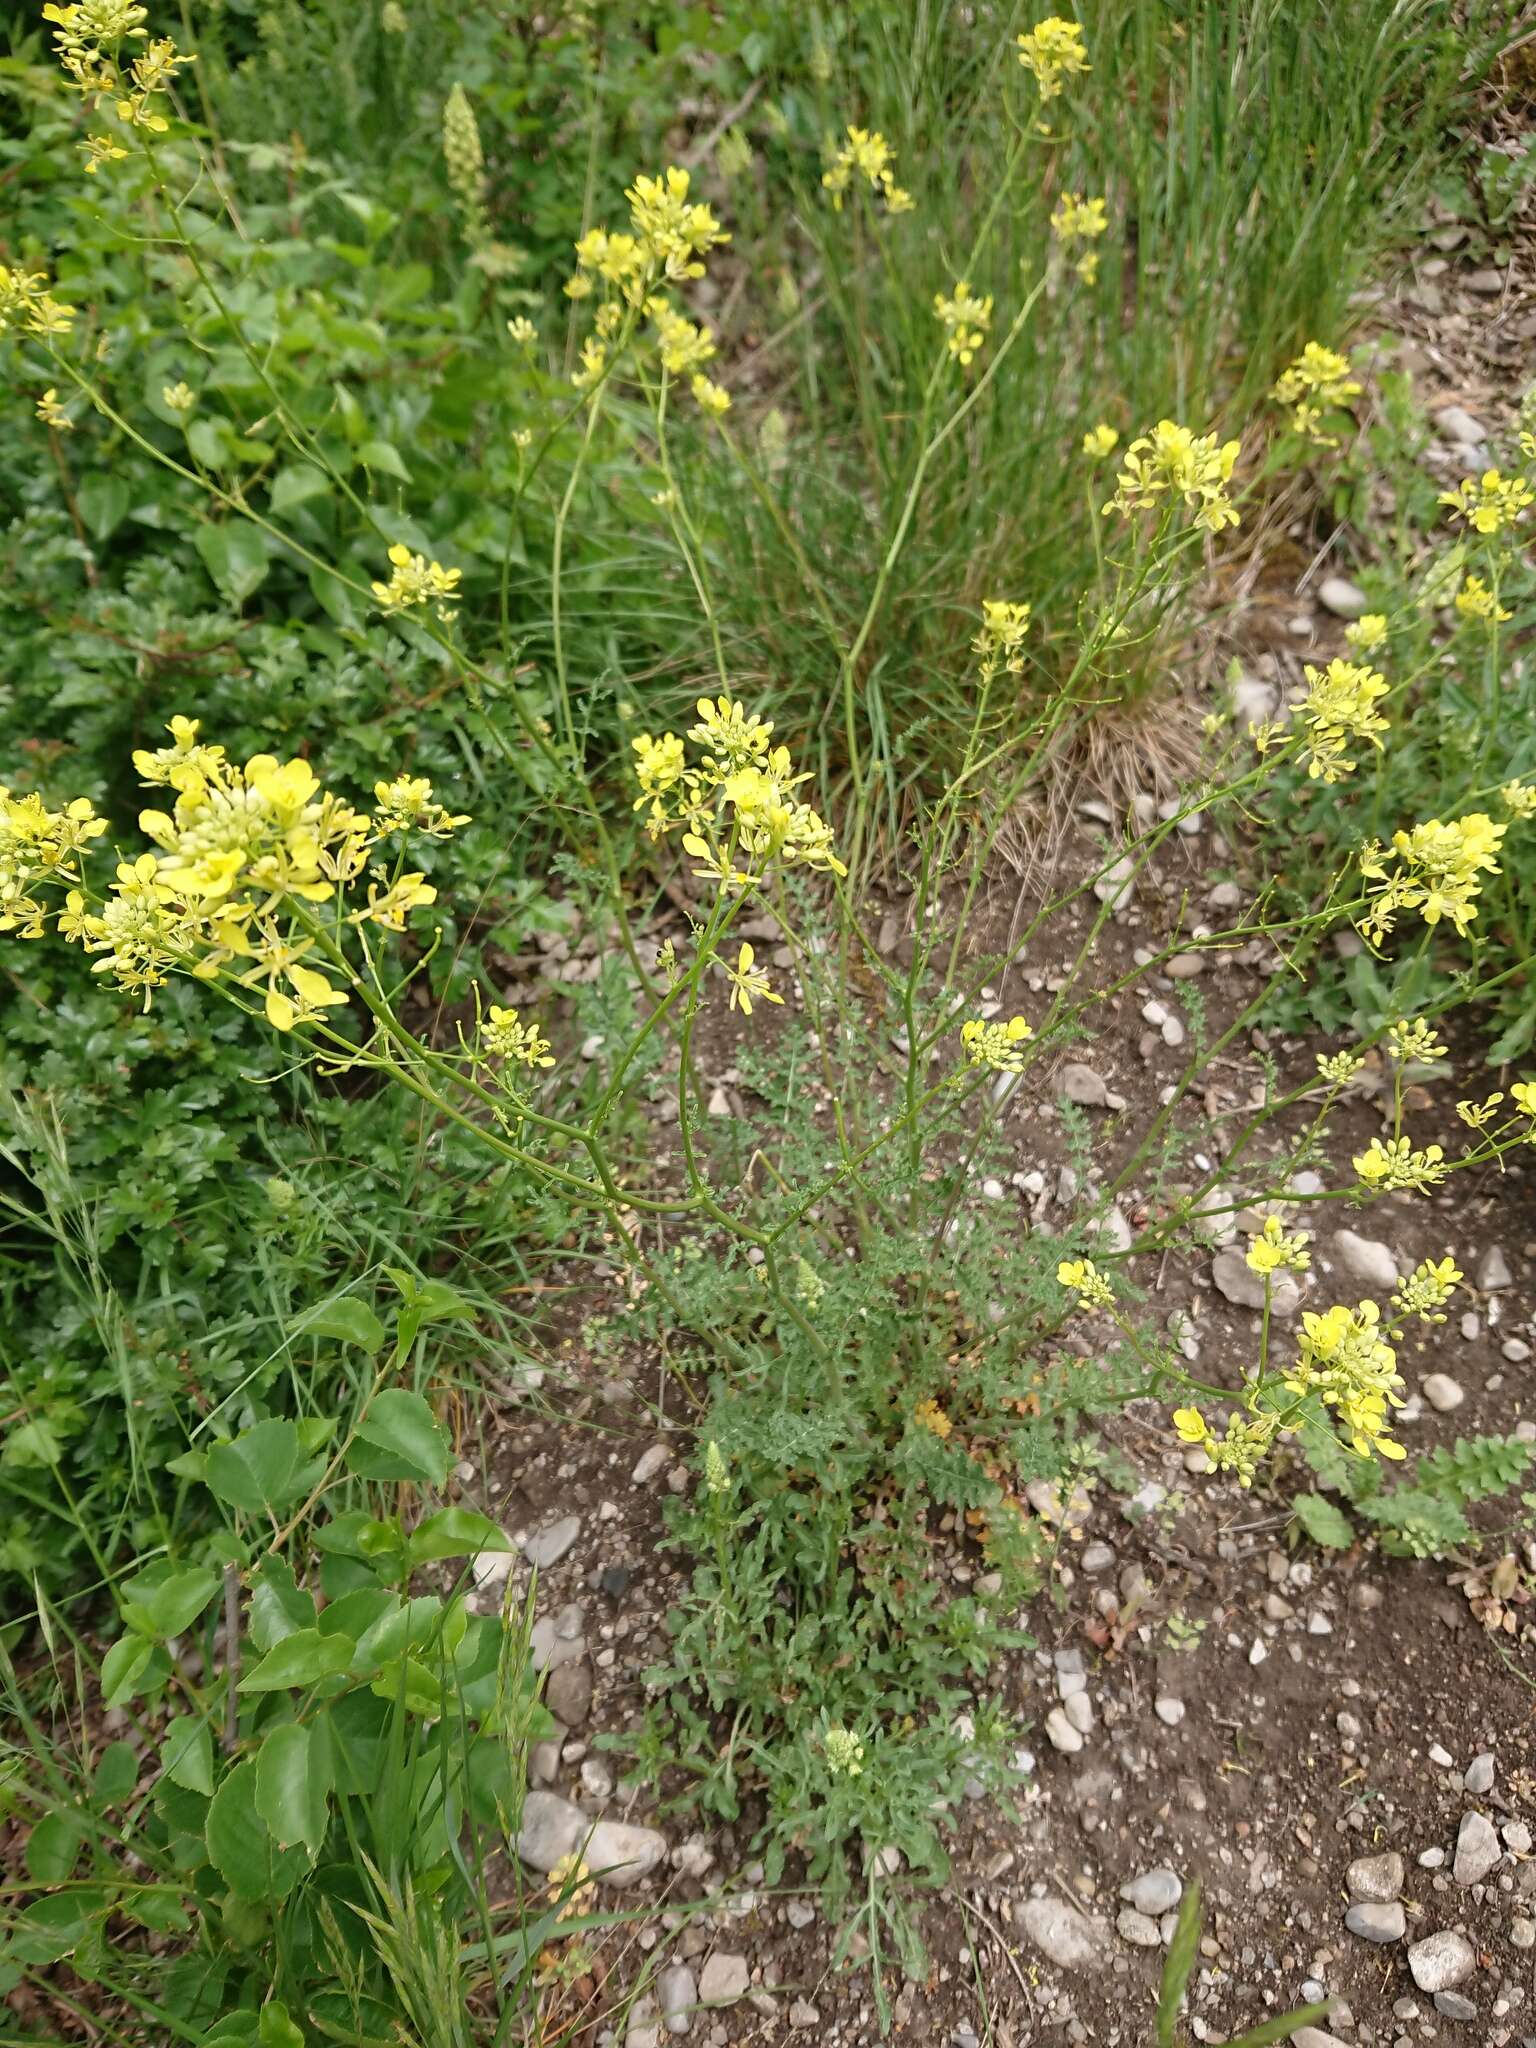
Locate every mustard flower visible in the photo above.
<box><xmin>972</xmin><ymin>599</ymin><xmax>1032</xmax><ymax>674</ymax></box>
<box><xmin>372</xmin><ymin>775</ymin><xmax>469</xmax><ymax>838</ymax></box>
<box><xmin>1352</xmin><ymin>1136</ymin><xmax>1448</xmax><ymax>1195</ymax></box>
<box><xmin>35</xmin><ymin>390</ymin><xmax>71</xmax><ymax>429</ymax></box>
<box><xmin>1244</xmin><ymin>1215</ymin><xmax>1311</xmax><ymax>1274</ymax></box>
<box><xmin>371</xmin><ymin>541</ymin><xmax>462</xmax><ymax>618</ymax></box>
<box><xmin>912</xmin><ymin>1398</ymin><xmax>953</xmax><ymax>1440</ymax></box>
<box><xmin>1503</xmin><ymin>781</ymin><xmax>1536</xmax><ymax>820</ymax></box>
<box><xmin>1106</xmin><ymin>419</ymin><xmax>1241</xmax><ymax>533</ymax></box>
<box><xmin>1294</xmin><ymin>658</ymin><xmax>1389</xmax><ymax>783</ymax></box>
<box><xmin>1057</xmin><ymin>1257</ymin><xmax>1115</xmax><ymax>1310</ymax></box>
<box><xmin>824</xmin><ymin>1725</ymin><xmax>865</xmax><ymax>1776</ymax></box>
<box><xmin>80</xmin><ymin>132</ymin><xmax>128</xmax><ymax>171</ymax></box>
<box><xmin>1456</xmin><ymin>1093</ymin><xmax>1504</xmax><ymax>1131</ymax></box>
<box><xmin>1344</xmin><ymin>612</ymin><xmax>1388</xmax><ymax>652</ymax></box>
<box><xmin>1015</xmin><ymin>15</ymin><xmax>1089</xmax><ymax>101</ymax></box>
<box><xmin>1386</xmin><ymin>1018</ymin><xmax>1448</xmax><ymax>1065</ymax></box>
<box><xmin>1438</xmin><ymin>469</ymin><xmax>1533</xmax><ymax>534</ymax></box>
<box><xmin>822</xmin><ymin>126</ymin><xmax>912</xmax><ymax>215</ymax></box>
<box><xmin>162</xmin><ymin>381</ymin><xmax>196</xmax><ymax>412</ymax></box>
<box><xmin>933</xmin><ymin>280</ymin><xmax>993</xmax><ymax>368</ymax></box>
<box><xmin>1270</xmin><ymin>342</ymin><xmax>1361</xmax><ymax>444</ymax></box>
<box><xmin>483</xmin><ymin>1004</ymin><xmax>554</xmax><ymax>1068</ymax></box>
<box><xmin>1050</xmin><ymin>192</ymin><xmax>1107</xmax><ymax>279</ymax></box>
<box><xmin>570</xmin><ymin>336</ymin><xmax>607</xmax><ymax>391</ymax></box>
<box><xmin>1174</xmin><ymin>1408</ymin><xmax>1279</xmax><ymax>1486</ymax></box>
<box><xmin>1358</xmin><ymin>812</ymin><xmax>1506</xmax><ymax>943</ymax></box>
<box><xmin>0</xmin><ymin>788</ymin><xmax>107</xmax><ymax>937</ymax></box>
<box><xmin>1285</xmin><ymin>1300</ymin><xmax>1406</xmax><ymax>1461</ymax></box>
<box><xmin>1082</xmin><ymin>422</ymin><xmax>1118</xmax><ymax>459</ymax></box>
<box><xmin>1455</xmin><ymin>574</ymin><xmax>1511</xmax><ymax>623</ymax></box>
<box><xmin>690</xmin><ymin>373</ymin><xmax>731</xmax><ymax>418</ymax></box>
<box><xmin>507</xmin><ymin>316</ymin><xmax>537</xmax><ymax>347</ymax></box>
<box><xmin>1390</xmin><ymin>1256</ymin><xmax>1462</xmax><ymax>1327</ymax></box>
<box><xmin>0</xmin><ymin>263</ymin><xmax>75</xmax><ymax>339</ymax></box>
<box><xmin>1316</xmin><ymin>1048</ymin><xmax>1365</xmax><ymax>1084</ymax></box>
<box><xmin>381</xmin><ymin>1</ymin><xmax>407</xmax><ymax>30</ymax></box>
<box><xmin>647</xmin><ymin>297</ymin><xmax>716</xmax><ymax>375</ymax></box>
<box><xmin>1511</xmin><ymin>1080</ymin><xmax>1536</xmax><ymax>1121</ymax></box>
<box><xmin>960</xmin><ymin>1014</ymin><xmax>1034</xmax><ymax>1072</ymax></box>
<box><xmin>547</xmin><ymin>1852</ymin><xmax>595</xmax><ymax>1923</ymax></box>
<box><xmin>723</xmin><ymin>941</ymin><xmax>780</xmax><ymax>1016</ymax></box>
<box><xmin>625</xmin><ymin>166</ymin><xmax>728</xmax><ymax>280</ymax></box>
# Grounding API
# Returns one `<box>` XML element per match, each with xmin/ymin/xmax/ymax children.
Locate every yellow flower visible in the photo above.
<box><xmin>960</xmin><ymin>1014</ymin><xmax>1034</xmax><ymax>1072</ymax></box>
<box><xmin>1438</xmin><ymin>469</ymin><xmax>1533</xmax><ymax>534</ymax></box>
<box><xmin>1271</xmin><ymin>342</ymin><xmax>1361</xmax><ymax>444</ymax></box>
<box><xmin>1358</xmin><ymin>812</ymin><xmax>1506</xmax><ymax>944</ymax></box>
<box><xmin>1244</xmin><ymin>1214</ymin><xmax>1311</xmax><ymax>1274</ymax></box>
<box><xmin>1512</xmin><ymin>1080</ymin><xmax>1536</xmax><ymax>1120</ymax></box>
<box><xmin>723</xmin><ymin>941</ymin><xmax>781</xmax><ymax>1017</ymax></box>
<box><xmin>1172</xmin><ymin>1406</ymin><xmax>1210</xmax><ymax>1446</ymax></box>
<box><xmin>912</xmin><ymin>1398</ymin><xmax>953</xmax><ymax>1440</ymax></box>
<box><xmin>625</xmin><ymin>165</ymin><xmax>728</xmax><ymax>281</ymax></box>
<box><xmin>371</xmin><ymin>775</ymin><xmax>469</xmax><ymax>838</ymax></box>
<box><xmin>972</xmin><ymin>599</ymin><xmax>1032</xmax><ymax>674</ymax></box>
<box><xmin>1285</xmin><ymin>1300</ymin><xmax>1405</xmax><ymax>1461</ymax></box>
<box><xmin>1316</xmin><ymin>1047</ymin><xmax>1365</xmax><ymax>1085</ymax></box>
<box><xmin>35</xmin><ymin>389</ymin><xmax>71</xmax><ymax>430</ymax></box>
<box><xmin>822</xmin><ymin>126</ymin><xmax>912</xmax><ymax>215</ymax></box>
<box><xmin>1352</xmin><ymin>1136</ymin><xmax>1448</xmax><ymax>1194</ymax></box>
<box><xmin>1294</xmin><ymin>659</ymin><xmax>1389</xmax><ymax>783</ymax></box>
<box><xmin>570</xmin><ymin>336</ymin><xmax>607</xmax><ymax>391</ymax></box>
<box><xmin>1344</xmin><ymin>613</ymin><xmax>1388</xmax><ymax>652</ymax></box>
<box><xmin>483</xmin><ymin>1004</ymin><xmax>554</xmax><ymax>1068</ymax></box>
<box><xmin>933</xmin><ymin>281</ymin><xmax>993</xmax><ymax>368</ymax></box>
<box><xmin>371</xmin><ymin>541</ymin><xmax>462</xmax><ymax>618</ymax></box>
<box><xmin>507</xmin><ymin>316</ymin><xmax>537</xmax><ymax>347</ymax></box>
<box><xmin>1057</xmin><ymin>1257</ymin><xmax>1115</xmax><ymax>1310</ymax></box>
<box><xmin>1390</xmin><ymin>1256</ymin><xmax>1462</xmax><ymax>1327</ymax></box>
<box><xmin>573</xmin><ymin>227</ymin><xmax>645</xmax><ymax>288</ymax></box>
<box><xmin>1082</xmin><ymin>422</ymin><xmax>1118</xmax><ymax>459</ymax></box>
<box><xmin>547</xmin><ymin>1852</ymin><xmax>595</xmax><ymax>1924</ymax></box>
<box><xmin>690</xmin><ymin>373</ymin><xmax>731</xmax><ymax>418</ymax></box>
<box><xmin>162</xmin><ymin>381</ymin><xmax>196</xmax><ymax>412</ymax></box>
<box><xmin>1502</xmin><ymin>780</ymin><xmax>1536</xmax><ymax>820</ymax></box>
<box><xmin>1386</xmin><ymin>1018</ymin><xmax>1447</xmax><ymax>1064</ymax></box>
<box><xmin>1015</xmin><ymin>15</ymin><xmax>1089</xmax><ymax>100</ymax></box>
<box><xmin>1455</xmin><ymin>574</ymin><xmax>1511</xmax><ymax>623</ymax></box>
<box><xmin>1456</xmin><ymin>1093</ymin><xmax>1504</xmax><ymax>1130</ymax></box>
<box><xmin>648</xmin><ymin>297</ymin><xmax>716</xmax><ymax>375</ymax></box>
<box><xmin>1050</xmin><ymin>192</ymin><xmax>1108</xmax><ymax>245</ymax></box>
<box><xmin>1106</xmin><ymin>419</ymin><xmax>1241</xmax><ymax>533</ymax></box>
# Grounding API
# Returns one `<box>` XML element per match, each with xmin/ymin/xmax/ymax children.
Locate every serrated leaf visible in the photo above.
<box><xmin>1292</xmin><ymin>1493</ymin><xmax>1355</xmax><ymax>1550</ymax></box>
<box><xmin>294</xmin><ymin>1296</ymin><xmax>386</xmax><ymax>1354</ymax></box>
<box><xmin>353</xmin><ymin>1389</ymin><xmax>449</xmax><ymax>1486</ymax></box>
<box><xmin>254</xmin><ymin>1723</ymin><xmax>332</xmax><ymax>1855</ymax></box>
<box><xmin>239</xmin><ymin>1627</ymin><xmax>355</xmax><ymax>1693</ymax></box>
<box><xmin>204</xmin><ymin>1761</ymin><xmax>312</xmax><ymax>1901</ymax></box>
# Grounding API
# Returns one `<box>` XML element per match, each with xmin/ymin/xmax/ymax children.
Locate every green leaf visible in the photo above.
<box><xmin>1292</xmin><ymin>1493</ymin><xmax>1355</xmax><ymax>1550</ymax></box>
<box><xmin>8</xmin><ymin>1891</ymin><xmax>99</xmax><ymax>1965</ymax></box>
<box><xmin>249</xmin><ymin>1556</ymin><xmax>317</xmax><ymax>1651</ymax></box>
<box><xmin>77</xmin><ymin>474</ymin><xmax>130</xmax><ymax>541</ymax></box>
<box><xmin>369</xmin><ymin>1656</ymin><xmax>443</xmax><ymax>1718</ymax></box>
<box><xmin>25</xmin><ymin>1810</ymin><xmax>89</xmax><ymax>1885</ymax></box>
<box><xmin>93</xmin><ymin>1739</ymin><xmax>140</xmax><ymax>1805</ymax></box>
<box><xmin>270</xmin><ymin>463</ymin><xmax>332</xmax><ymax>515</ymax></box>
<box><xmin>162</xmin><ymin>1714</ymin><xmax>215</xmax><ymax>1797</ymax></box>
<box><xmin>1225</xmin><ymin>2004</ymin><xmax>1335</xmax><ymax>2047</ymax></box>
<box><xmin>1486</xmin><ymin>1006</ymin><xmax>1536</xmax><ymax>1064</ymax></box>
<box><xmin>121</xmin><ymin>1565</ymin><xmax>220</xmax><ymax>1641</ymax></box>
<box><xmin>101</xmin><ymin>1634</ymin><xmax>154</xmax><ymax>1708</ymax></box>
<box><xmin>240</xmin><ymin>1627</ymin><xmax>356</xmax><ymax>1693</ymax></box>
<box><xmin>194</xmin><ymin>522</ymin><xmax>270</xmax><ymax>604</ymax></box>
<box><xmin>294</xmin><ymin>1296</ymin><xmax>386</xmax><ymax>1355</ymax></box>
<box><xmin>205</xmin><ymin>1761</ymin><xmax>312</xmax><ymax>1901</ymax></box>
<box><xmin>407</xmin><ymin>1508</ymin><xmax>514</xmax><ymax>1566</ymax></box>
<box><xmin>258</xmin><ymin>2004</ymin><xmax>307</xmax><ymax>2048</ymax></box>
<box><xmin>254</xmin><ymin>1723</ymin><xmax>332</xmax><ymax>1855</ymax></box>
<box><xmin>205</xmin><ymin>1420</ymin><xmax>324</xmax><ymax>1516</ymax></box>
<box><xmin>187</xmin><ymin>417</ymin><xmax>233</xmax><ymax>470</ymax></box>
<box><xmin>385</xmin><ymin>1270</ymin><xmax>475</xmax><ymax>1322</ymax></box>
<box><xmin>1155</xmin><ymin>1877</ymin><xmax>1202</xmax><ymax>2048</ymax></box>
<box><xmin>357</xmin><ymin>439</ymin><xmax>412</xmax><ymax>481</ymax></box>
<box><xmin>353</xmin><ymin>1390</ymin><xmax>449</xmax><ymax>1487</ymax></box>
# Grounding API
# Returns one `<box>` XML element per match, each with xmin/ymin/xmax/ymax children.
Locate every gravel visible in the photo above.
<box><xmin>1345</xmin><ymin>1901</ymin><xmax>1405</xmax><ymax>1943</ymax></box>
<box><xmin>1318</xmin><ymin>574</ymin><xmax>1369</xmax><ymax>618</ymax></box>
<box><xmin>1453</xmin><ymin>1809</ymin><xmax>1500</xmax><ymax>1886</ymax></box>
<box><xmin>1346</xmin><ymin>1852</ymin><xmax>1405</xmax><ymax>1904</ymax></box>
<box><xmin>1407</xmin><ymin>1929</ymin><xmax>1477</xmax><ymax>1993</ymax></box>
<box><xmin>1332</xmin><ymin>1230</ymin><xmax>1399</xmax><ymax>1292</ymax></box>
<box><xmin>1121</xmin><ymin>1868</ymin><xmax>1183</xmax><ymax>1916</ymax></box>
<box><xmin>657</xmin><ymin>1963</ymin><xmax>697</xmax><ymax>2037</ymax></box>
<box><xmin>1045</xmin><ymin>1706</ymin><xmax>1085</xmax><ymax>1754</ymax></box>
<box><xmin>1116</xmin><ymin>1907</ymin><xmax>1161</xmax><ymax>1947</ymax></box>
<box><xmin>1020</xmin><ymin>1896</ymin><xmax>1107</xmax><ymax>1969</ymax></box>
<box><xmin>698</xmin><ymin>1953</ymin><xmax>750</xmax><ymax>2005</ymax></box>
<box><xmin>1421</xmin><ymin>1373</ymin><xmax>1466</xmax><ymax>1414</ymax></box>
<box><xmin>515</xmin><ymin>1790</ymin><xmax>667</xmax><ymax>1887</ymax></box>
<box><xmin>1465</xmin><ymin>1751</ymin><xmax>1495</xmax><ymax>1796</ymax></box>
<box><xmin>524</xmin><ymin>1514</ymin><xmax>582</xmax><ymax>1569</ymax></box>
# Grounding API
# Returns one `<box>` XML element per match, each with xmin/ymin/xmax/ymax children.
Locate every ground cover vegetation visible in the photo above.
<box><xmin>0</xmin><ymin>1</ymin><xmax>1531</xmax><ymax>2042</ymax></box>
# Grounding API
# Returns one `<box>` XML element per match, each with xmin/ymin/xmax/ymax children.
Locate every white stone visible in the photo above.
<box><xmin>516</xmin><ymin>1790</ymin><xmax>667</xmax><ymax>1887</ymax></box>
<box><xmin>1407</xmin><ymin>1929</ymin><xmax>1476</xmax><ymax>1993</ymax></box>
<box><xmin>1421</xmin><ymin>1373</ymin><xmax>1465</xmax><ymax>1414</ymax></box>
<box><xmin>1020</xmin><ymin>1896</ymin><xmax>1107</xmax><ymax>1969</ymax></box>
<box><xmin>1453</xmin><ymin>1809</ymin><xmax>1500</xmax><ymax>1886</ymax></box>
<box><xmin>698</xmin><ymin>1953</ymin><xmax>750</xmax><ymax>2005</ymax></box>
<box><xmin>1121</xmin><ymin>1868</ymin><xmax>1182</xmax><ymax>1915</ymax></box>
<box><xmin>1045</xmin><ymin>1706</ymin><xmax>1084</xmax><ymax>1754</ymax></box>
<box><xmin>1319</xmin><ymin>575</ymin><xmax>1369</xmax><ymax>619</ymax></box>
<box><xmin>1332</xmin><ymin>1230</ymin><xmax>1399</xmax><ymax>1292</ymax></box>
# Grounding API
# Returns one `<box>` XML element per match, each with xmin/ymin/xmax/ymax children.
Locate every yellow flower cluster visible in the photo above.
<box><xmin>43</xmin><ymin>0</ymin><xmax>194</xmax><ymax>162</ymax></box>
<box><xmin>971</xmin><ymin>599</ymin><xmax>1033</xmax><ymax>676</ymax></box>
<box><xmin>933</xmin><ymin>281</ymin><xmax>993</xmax><ymax>368</ymax></box>
<box><xmin>1049</xmin><ymin>192</ymin><xmax>1108</xmax><ymax>281</ymax></box>
<box><xmin>1057</xmin><ymin>1257</ymin><xmax>1115</xmax><ymax>1310</ymax></box>
<box><xmin>960</xmin><ymin>1014</ymin><xmax>1034</xmax><ymax>1072</ymax></box>
<box><xmin>1270</xmin><ymin>341</ymin><xmax>1361</xmax><ymax>444</ymax></box>
<box><xmin>1295</xmin><ymin>658</ymin><xmax>1389</xmax><ymax>783</ymax></box>
<box><xmin>629</xmin><ymin>698</ymin><xmax>846</xmax><ymax>884</ymax></box>
<box><xmin>1455</xmin><ymin>574</ymin><xmax>1510</xmax><ymax>623</ymax></box>
<box><xmin>1244</xmin><ymin>1214</ymin><xmax>1311</xmax><ymax>1275</ymax></box>
<box><xmin>1358</xmin><ymin>811</ymin><xmax>1507</xmax><ymax>943</ymax></box>
<box><xmin>1082</xmin><ymin>423</ymin><xmax>1118</xmax><ymax>459</ymax></box>
<box><xmin>824</xmin><ymin>1725</ymin><xmax>865</xmax><ymax>1776</ymax></box>
<box><xmin>1352</xmin><ymin>1135</ymin><xmax>1448</xmax><ymax>1194</ymax></box>
<box><xmin>482</xmin><ymin>1004</ymin><xmax>554</xmax><ymax>1068</ymax></box>
<box><xmin>1438</xmin><ymin>468</ymin><xmax>1532</xmax><ymax>535</ymax></box>
<box><xmin>1386</xmin><ymin>1017</ymin><xmax>1447</xmax><ymax>1064</ymax></box>
<box><xmin>723</xmin><ymin>941</ymin><xmax>781</xmax><ymax>1016</ymax></box>
<box><xmin>821</xmin><ymin>126</ymin><xmax>913</xmax><ymax>214</ymax></box>
<box><xmin>1015</xmin><ymin>15</ymin><xmax>1090</xmax><ymax>101</ymax></box>
<box><xmin>1504</xmin><ymin>781</ymin><xmax>1536</xmax><ymax>821</ymax></box>
<box><xmin>1344</xmin><ymin>612</ymin><xmax>1388</xmax><ymax>652</ymax></box>
<box><xmin>372</xmin><ymin>775</ymin><xmax>470</xmax><ymax>838</ymax></box>
<box><xmin>1285</xmin><ymin>1301</ymin><xmax>1405</xmax><ymax>1460</ymax></box>
<box><xmin>912</xmin><ymin>1398</ymin><xmax>954</xmax><ymax>1440</ymax></box>
<box><xmin>568</xmin><ymin>166</ymin><xmax>731</xmax><ymax>417</ymax></box>
<box><xmin>0</xmin><ymin>263</ymin><xmax>76</xmax><ymax>340</ymax></box>
<box><xmin>1316</xmin><ymin>1047</ymin><xmax>1365</xmax><ymax>1085</ymax></box>
<box><xmin>2</xmin><ymin>721</ymin><xmax>459</xmax><ymax>1027</ymax></box>
<box><xmin>1390</xmin><ymin>1256</ymin><xmax>1462</xmax><ymax>1326</ymax></box>
<box><xmin>1105</xmin><ymin>420</ymin><xmax>1241</xmax><ymax>534</ymax></box>
<box><xmin>371</xmin><ymin>542</ymin><xmax>462</xmax><ymax>619</ymax></box>
<box><xmin>36</xmin><ymin>389</ymin><xmax>71</xmax><ymax>429</ymax></box>
<box><xmin>1172</xmin><ymin>1407</ymin><xmax>1277</xmax><ymax>1487</ymax></box>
